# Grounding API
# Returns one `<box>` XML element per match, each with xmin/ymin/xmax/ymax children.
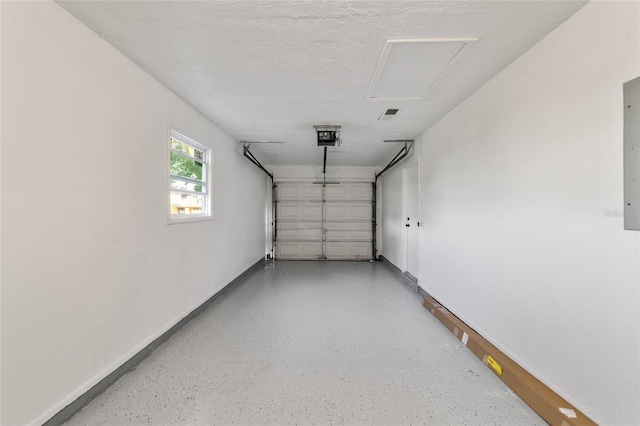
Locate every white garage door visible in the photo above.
<box><xmin>275</xmin><ymin>182</ymin><xmax>373</xmax><ymax>260</ymax></box>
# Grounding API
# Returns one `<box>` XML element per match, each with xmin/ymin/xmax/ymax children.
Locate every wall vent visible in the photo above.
<box><xmin>379</xmin><ymin>108</ymin><xmax>399</xmax><ymax>121</ymax></box>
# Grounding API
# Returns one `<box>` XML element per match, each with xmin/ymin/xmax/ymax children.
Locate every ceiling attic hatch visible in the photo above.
<box><xmin>365</xmin><ymin>38</ymin><xmax>478</xmax><ymax>101</ymax></box>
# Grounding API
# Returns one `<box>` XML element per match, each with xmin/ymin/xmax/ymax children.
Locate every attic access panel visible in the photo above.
<box><xmin>366</xmin><ymin>38</ymin><xmax>477</xmax><ymax>101</ymax></box>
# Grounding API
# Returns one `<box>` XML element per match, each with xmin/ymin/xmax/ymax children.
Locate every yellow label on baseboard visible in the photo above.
<box><xmin>487</xmin><ymin>355</ymin><xmax>503</xmax><ymax>376</ymax></box>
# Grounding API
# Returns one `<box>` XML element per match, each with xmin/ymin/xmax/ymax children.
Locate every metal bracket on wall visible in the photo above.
<box><xmin>243</xmin><ymin>144</ymin><xmax>274</xmax><ymax>181</ymax></box>
<box><xmin>374</xmin><ymin>140</ymin><xmax>414</xmax><ymax>183</ymax></box>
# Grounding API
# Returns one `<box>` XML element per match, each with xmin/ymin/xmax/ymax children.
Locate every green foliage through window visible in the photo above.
<box><xmin>169</xmin><ymin>132</ymin><xmax>210</xmax><ymax>218</ymax></box>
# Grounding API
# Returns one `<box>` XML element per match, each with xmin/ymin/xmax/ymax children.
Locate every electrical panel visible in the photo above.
<box><xmin>624</xmin><ymin>76</ymin><xmax>640</xmax><ymax>231</ymax></box>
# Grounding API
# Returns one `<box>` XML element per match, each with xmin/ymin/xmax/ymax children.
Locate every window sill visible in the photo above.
<box><xmin>168</xmin><ymin>214</ymin><xmax>213</xmax><ymax>225</ymax></box>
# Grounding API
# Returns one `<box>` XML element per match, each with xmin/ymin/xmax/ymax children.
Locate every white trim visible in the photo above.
<box><xmin>170</xmin><ymin>175</ymin><xmax>206</xmax><ymax>188</ymax></box>
<box><xmin>167</xmin><ymin>214</ymin><xmax>213</xmax><ymax>225</ymax></box>
<box><xmin>170</xmin><ymin>129</ymin><xmax>208</xmax><ymax>154</ymax></box>
<box><xmin>170</xmin><ymin>149</ymin><xmax>204</xmax><ymax>163</ymax></box>
<box><xmin>422</xmin><ymin>41</ymin><xmax>476</xmax><ymax>99</ymax></box>
<box><xmin>171</xmin><ymin>188</ymin><xmax>206</xmax><ymax>197</ymax></box>
<box><xmin>403</xmin><ymin>159</ymin><xmax>420</xmax><ymax>276</ymax></box>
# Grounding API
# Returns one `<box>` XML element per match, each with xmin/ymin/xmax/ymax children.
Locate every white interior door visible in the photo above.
<box><xmin>275</xmin><ymin>182</ymin><xmax>373</xmax><ymax>260</ymax></box>
<box><xmin>405</xmin><ymin>163</ymin><xmax>420</xmax><ymax>279</ymax></box>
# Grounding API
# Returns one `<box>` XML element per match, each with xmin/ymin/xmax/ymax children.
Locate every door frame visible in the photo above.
<box><xmin>403</xmin><ymin>160</ymin><xmax>420</xmax><ymax>279</ymax></box>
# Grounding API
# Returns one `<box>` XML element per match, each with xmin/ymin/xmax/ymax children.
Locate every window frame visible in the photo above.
<box><xmin>167</xmin><ymin>129</ymin><xmax>212</xmax><ymax>224</ymax></box>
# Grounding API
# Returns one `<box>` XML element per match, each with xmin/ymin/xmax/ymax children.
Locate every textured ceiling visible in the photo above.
<box><xmin>58</xmin><ymin>1</ymin><xmax>586</xmax><ymax>167</ymax></box>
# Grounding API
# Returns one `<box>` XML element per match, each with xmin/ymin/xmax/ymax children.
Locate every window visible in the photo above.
<box><xmin>169</xmin><ymin>130</ymin><xmax>211</xmax><ymax>222</ymax></box>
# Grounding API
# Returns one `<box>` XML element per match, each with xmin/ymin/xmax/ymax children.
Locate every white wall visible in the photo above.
<box><xmin>382</xmin><ymin>2</ymin><xmax>640</xmax><ymax>424</ymax></box>
<box><xmin>269</xmin><ymin>165</ymin><xmax>378</xmax><ymax>182</ymax></box>
<box><xmin>1</xmin><ymin>2</ymin><xmax>268</xmax><ymax>425</ymax></box>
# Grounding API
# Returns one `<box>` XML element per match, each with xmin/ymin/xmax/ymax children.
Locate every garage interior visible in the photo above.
<box><xmin>2</xmin><ymin>1</ymin><xmax>639</xmax><ymax>426</ymax></box>
<box><xmin>62</xmin><ymin>261</ymin><xmax>547</xmax><ymax>426</ymax></box>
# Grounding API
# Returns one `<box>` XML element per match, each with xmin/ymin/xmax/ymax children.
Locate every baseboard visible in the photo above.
<box><xmin>417</xmin><ymin>286</ymin><xmax>429</xmax><ymax>299</ymax></box>
<box><xmin>377</xmin><ymin>255</ymin><xmax>420</xmax><ymax>292</ymax></box>
<box><xmin>43</xmin><ymin>257</ymin><xmax>268</xmax><ymax>426</ymax></box>
<box><xmin>422</xmin><ymin>295</ymin><xmax>596</xmax><ymax>426</ymax></box>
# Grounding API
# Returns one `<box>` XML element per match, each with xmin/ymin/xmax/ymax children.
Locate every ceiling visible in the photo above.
<box><xmin>58</xmin><ymin>0</ymin><xmax>586</xmax><ymax>167</ymax></box>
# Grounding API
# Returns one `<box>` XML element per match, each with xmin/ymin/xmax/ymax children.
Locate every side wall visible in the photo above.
<box><xmin>381</xmin><ymin>2</ymin><xmax>639</xmax><ymax>424</ymax></box>
<box><xmin>1</xmin><ymin>3</ymin><xmax>267</xmax><ymax>425</ymax></box>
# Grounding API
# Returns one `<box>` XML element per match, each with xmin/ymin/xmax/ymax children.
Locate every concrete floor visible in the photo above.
<box><xmin>64</xmin><ymin>261</ymin><xmax>545</xmax><ymax>425</ymax></box>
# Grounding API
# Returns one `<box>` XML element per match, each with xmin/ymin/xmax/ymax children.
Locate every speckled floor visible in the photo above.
<box><xmin>64</xmin><ymin>261</ymin><xmax>545</xmax><ymax>425</ymax></box>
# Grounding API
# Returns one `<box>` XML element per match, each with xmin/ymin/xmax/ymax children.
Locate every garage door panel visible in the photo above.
<box><xmin>277</xmin><ymin>183</ymin><xmax>322</xmax><ymax>201</ymax></box>
<box><xmin>277</xmin><ymin>241</ymin><xmax>323</xmax><ymax>259</ymax></box>
<box><xmin>325</xmin><ymin>203</ymin><xmax>372</xmax><ymax>221</ymax></box>
<box><xmin>325</xmin><ymin>222</ymin><xmax>372</xmax><ymax>241</ymax></box>
<box><xmin>275</xmin><ymin>182</ymin><xmax>373</xmax><ymax>260</ymax></box>
<box><xmin>325</xmin><ymin>183</ymin><xmax>372</xmax><ymax>201</ymax></box>
<box><xmin>278</xmin><ymin>222</ymin><xmax>323</xmax><ymax>241</ymax></box>
<box><xmin>325</xmin><ymin>242</ymin><xmax>372</xmax><ymax>260</ymax></box>
<box><xmin>277</xmin><ymin>203</ymin><xmax>323</xmax><ymax>221</ymax></box>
